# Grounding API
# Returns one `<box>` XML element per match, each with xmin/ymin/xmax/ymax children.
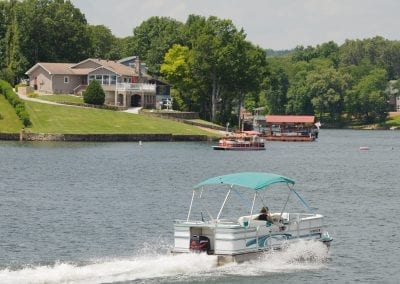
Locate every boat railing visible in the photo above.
<box><xmin>216</xmin><ymin>218</ymin><xmax>239</xmax><ymax>225</ymax></box>
<box><xmin>288</xmin><ymin>213</ymin><xmax>320</xmax><ymax>221</ymax></box>
<box><xmin>286</xmin><ymin>213</ymin><xmax>324</xmax><ymax>239</ymax></box>
<box><xmin>174</xmin><ymin>219</ymin><xmax>206</xmax><ymax>225</ymax></box>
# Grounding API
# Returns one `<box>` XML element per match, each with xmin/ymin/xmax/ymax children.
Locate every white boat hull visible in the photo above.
<box><xmin>173</xmin><ymin>213</ymin><xmax>331</xmax><ymax>265</ymax></box>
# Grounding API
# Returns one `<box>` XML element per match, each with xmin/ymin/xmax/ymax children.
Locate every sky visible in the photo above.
<box><xmin>70</xmin><ymin>0</ymin><xmax>400</xmax><ymax>50</ymax></box>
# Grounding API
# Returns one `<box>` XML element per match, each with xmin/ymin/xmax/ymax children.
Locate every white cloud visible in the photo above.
<box><xmin>70</xmin><ymin>0</ymin><xmax>400</xmax><ymax>49</ymax></box>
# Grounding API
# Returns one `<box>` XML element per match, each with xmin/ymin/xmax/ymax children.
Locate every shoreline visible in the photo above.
<box><xmin>1</xmin><ymin>127</ymin><xmax>398</xmax><ymax>142</ymax></box>
<box><xmin>0</xmin><ymin>132</ymin><xmax>216</xmax><ymax>142</ymax></box>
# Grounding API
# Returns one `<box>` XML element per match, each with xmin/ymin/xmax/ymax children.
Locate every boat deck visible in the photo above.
<box><xmin>213</xmin><ymin>145</ymin><xmax>266</xmax><ymax>150</ymax></box>
<box><xmin>264</xmin><ymin>135</ymin><xmax>315</xmax><ymax>142</ymax></box>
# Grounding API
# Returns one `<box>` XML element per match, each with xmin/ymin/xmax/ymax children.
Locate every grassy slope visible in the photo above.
<box><xmin>9</xmin><ymin>95</ymin><xmax>400</xmax><ymax>134</ymax></box>
<box><xmin>37</xmin><ymin>94</ymin><xmax>84</xmax><ymax>103</ymax></box>
<box><xmin>384</xmin><ymin>115</ymin><xmax>400</xmax><ymax>128</ymax></box>
<box><xmin>0</xmin><ymin>96</ymin><xmax>23</xmax><ymax>132</ymax></box>
<box><xmin>25</xmin><ymin>101</ymin><xmax>217</xmax><ymax>135</ymax></box>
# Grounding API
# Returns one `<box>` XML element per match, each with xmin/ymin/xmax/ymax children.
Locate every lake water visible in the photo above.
<box><xmin>0</xmin><ymin>129</ymin><xmax>399</xmax><ymax>283</ymax></box>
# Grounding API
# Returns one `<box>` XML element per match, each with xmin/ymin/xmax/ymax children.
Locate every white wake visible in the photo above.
<box><xmin>0</xmin><ymin>240</ymin><xmax>330</xmax><ymax>283</ymax></box>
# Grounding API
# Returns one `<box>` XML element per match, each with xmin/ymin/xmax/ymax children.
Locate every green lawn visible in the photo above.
<box><xmin>384</xmin><ymin>114</ymin><xmax>400</xmax><ymax>128</ymax></box>
<box><xmin>37</xmin><ymin>94</ymin><xmax>84</xmax><ymax>104</ymax></box>
<box><xmin>25</xmin><ymin>101</ymin><xmax>217</xmax><ymax>135</ymax></box>
<box><xmin>0</xmin><ymin>95</ymin><xmax>23</xmax><ymax>132</ymax></box>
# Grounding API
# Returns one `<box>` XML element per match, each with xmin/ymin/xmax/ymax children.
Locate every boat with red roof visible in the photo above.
<box><xmin>262</xmin><ymin>115</ymin><xmax>320</xmax><ymax>142</ymax></box>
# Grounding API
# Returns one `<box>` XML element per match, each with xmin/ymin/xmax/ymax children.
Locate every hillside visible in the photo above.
<box><xmin>28</xmin><ymin>101</ymin><xmax>219</xmax><ymax>135</ymax></box>
<box><xmin>1</xmin><ymin>98</ymin><xmax>220</xmax><ymax>136</ymax></box>
<box><xmin>0</xmin><ymin>95</ymin><xmax>24</xmax><ymax>132</ymax></box>
<box><xmin>26</xmin><ymin>101</ymin><xmax>220</xmax><ymax>136</ymax></box>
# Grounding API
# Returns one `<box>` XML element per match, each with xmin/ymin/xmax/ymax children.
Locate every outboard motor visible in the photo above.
<box><xmin>189</xmin><ymin>235</ymin><xmax>210</xmax><ymax>253</ymax></box>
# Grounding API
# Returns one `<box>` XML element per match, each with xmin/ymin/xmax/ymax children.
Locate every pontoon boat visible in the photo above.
<box><xmin>173</xmin><ymin>172</ymin><xmax>332</xmax><ymax>265</ymax></box>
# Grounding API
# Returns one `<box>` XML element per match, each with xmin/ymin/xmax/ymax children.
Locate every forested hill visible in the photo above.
<box><xmin>1</xmin><ymin>0</ymin><xmax>399</xmax><ymax>127</ymax></box>
<box><xmin>266</xmin><ymin>49</ymin><xmax>293</xmax><ymax>57</ymax></box>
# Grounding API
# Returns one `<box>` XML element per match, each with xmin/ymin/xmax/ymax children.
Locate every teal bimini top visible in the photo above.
<box><xmin>194</xmin><ymin>172</ymin><xmax>295</xmax><ymax>191</ymax></box>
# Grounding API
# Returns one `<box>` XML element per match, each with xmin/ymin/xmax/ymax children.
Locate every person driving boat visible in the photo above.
<box><xmin>257</xmin><ymin>206</ymin><xmax>272</xmax><ymax>222</ymax></box>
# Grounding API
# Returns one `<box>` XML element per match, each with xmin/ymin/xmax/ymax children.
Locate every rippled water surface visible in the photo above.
<box><xmin>0</xmin><ymin>129</ymin><xmax>399</xmax><ymax>283</ymax></box>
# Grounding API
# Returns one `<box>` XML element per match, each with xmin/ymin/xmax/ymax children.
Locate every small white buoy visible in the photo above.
<box><xmin>139</xmin><ymin>141</ymin><xmax>142</xmax><ymax>146</ymax></box>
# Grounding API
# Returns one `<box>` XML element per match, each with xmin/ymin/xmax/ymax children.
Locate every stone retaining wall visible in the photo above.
<box><xmin>142</xmin><ymin>111</ymin><xmax>199</xmax><ymax>120</ymax></box>
<box><xmin>0</xmin><ymin>133</ymin><xmax>19</xmax><ymax>140</ymax></box>
<box><xmin>0</xmin><ymin>132</ymin><xmax>211</xmax><ymax>142</ymax></box>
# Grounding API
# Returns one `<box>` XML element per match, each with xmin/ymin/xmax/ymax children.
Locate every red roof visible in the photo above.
<box><xmin>265</xmin><ymin>115</ymin><xmax>315</xmax><ymax>124</ymax></box>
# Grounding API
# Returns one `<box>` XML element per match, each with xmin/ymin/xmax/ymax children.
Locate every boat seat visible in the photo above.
<box><xmin>270</xmin><ymin>213</ymin><xmax>290</xmax><ymax>224</ymax></box>
<box><xmin>238</xmin><ymin>213</ymin><xmax>289</xmax><ymax>227</ymax></box>
<box><xmin>238</xmin><ymin>214</ymin><xmax>272</xmax><ymax>227</ymax></box>
<box><xmin>237</xmin><ymin>215</ymin><xmax>259</xmax><ymax>227</ymax></box>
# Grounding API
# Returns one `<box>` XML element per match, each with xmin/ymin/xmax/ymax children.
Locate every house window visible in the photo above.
<box><xmin>111</xmin><ymin>75</ymin><xmax>116</xmax><ymax>85</ymax></box>
<box><xmin>89</xmin><ymin>74</ymin><xmax>117</xmax><ymax>85</ymax></box>
<box><xmin>95</xmin><ymin>75</ymin><xmax>102</xmax><ymax>84</ymax></box>
<box><xmin>103</xmin><ymin>75</ymin><xmax>109</xmax><ymax>85</ymax></box>
<box><xmin>64</xmin><ymin>76</ymin><xmax>69</xmax><ymax>84</ymax></box>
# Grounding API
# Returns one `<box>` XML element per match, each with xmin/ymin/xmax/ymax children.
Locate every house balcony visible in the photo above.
<box><xmin>116</xmin><ymin>83</ymin><xmax>156</xmax><ymax>93</ymax></box>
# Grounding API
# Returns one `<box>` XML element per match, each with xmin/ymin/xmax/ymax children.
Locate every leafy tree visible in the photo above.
<box><xmin>392</xmin><ymin>80</ymin><xmax>400</xmax><ymax>91</ymax></box>
<box><xmin>308</xmin><ymin>68</ymin><xmax>350</xmax><ymax>122</ymax></box>
<box><xmin>107</xmin><ymin>36</ymin><xmax>132</xmax><ymax>59</ymax></box>
<box><xmin>0</xmin><ymin>1</ymin><xmax>10</xmax><ymax>71</ymax></box>
<box><xmin>4</xmin><ymin>1</ymin><xmax>27</xmax><ymax>85</ymax></box>
<box><xmin>87</xmin><ymin>25</ymin><xmax>117</xmax><ymax>59</ymax></box>
<box><xmin>184</xmin><ymin>15</ymin><xmax>254</xmax><ymax>122</ymax></box>
<box><xmin>382</xmin><ymin>41</ymin><xmax>400</xmax><ymax>80</ymax></box>
<box><xmin>161</xmin><ymin>16</ymin><xmax>266</xmax><ymax>125</ymax></box>
<box><xmin>339</xmin><ymin>58</ymin><xmax>374</xmax><ymax>83</ymax></box>
<box><xmin>83</xmin><ymin>80</ymin><xmax>105</xmax><ymax>105</ymax></box>
<box><xmin>227</xmin><ymin>41</ymin><xmax>267</xmax><ymax>126</ymax></box>
<box><xmin>285</xmin><ymin>70</ymin><xmax>313</xmax><ymax>115</ymax></box>
<box><xmin>292</xmin><ymin>45</ymin><xmax>318</xmax><ymax>62</ymax></box>
<box><xmin>161</xmin><ymin>44</ymin><xmax>196</xmax><ymax>111</ymax></box>
<box><xmin>316</xmin><ymin>41</ymin><xmax>339</xmax><ymax>58</ymax></box>
<box><xmin>17</xmin><ymin>0</ymin><xmax>89</xmax><ymax>66</ymax></box>
<box><xmin>339</xmin><ymin>36</ymin><xmax>396</xmax><ymax>78</ymax></box>
<box><xmin>345</xmin><ymin>68</ymin><xmax>388</xmax><ymax>123</ymax></box>
<box><xmin>308</xmin><ymin>57</ymin><xmax>336</xmax><ymax>71</ymax></box>
<box><xmin>264</xmin><ymin>65</ymin><xmax>288</xmax><ymax>114</ymax></box>
<box><xmin>129</xmin><ymin>16</ymin><xmax>184</xmax><ymax>75</ymax></box>
<box><xmin>161</xmin><ymin>44</ymin><xmax>191</xmax><ymax>90</ymax></box>
<box><xmin>339</xmin><ymin>39</ymin><xmax>366</xmax><ymax>66</ymax></box>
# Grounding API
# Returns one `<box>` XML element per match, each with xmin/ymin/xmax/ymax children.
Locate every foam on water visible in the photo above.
<box><xmin>0</xmin><ymin>253</ymin><xmax>216</xmax><ymax>284</ymax></box>
<box><xmin>0</xmin><ymin>240</ymin><xmax>329</xmax><ymax>283</ymax></box>
<box><xmin>220</xmin><ymin>240</ymin><xmax>330</xmax><ymax>276</ymax></box>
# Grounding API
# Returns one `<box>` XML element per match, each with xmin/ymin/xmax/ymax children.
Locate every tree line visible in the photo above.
<box><xmin>267</xmin><ymin>39</ymin><xmax>400</xmax><ymax>125</ymax></box>
<box><xmin>1</xmin><ymin>0</ymin><xmax>400</xmax><ymax>126</ymax></box>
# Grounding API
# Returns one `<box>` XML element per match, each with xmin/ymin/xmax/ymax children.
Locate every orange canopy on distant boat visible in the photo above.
<box><xmin>265</xmin><ymin>115</ymin><xmax>315</xmax><ymax>124</ymax></box>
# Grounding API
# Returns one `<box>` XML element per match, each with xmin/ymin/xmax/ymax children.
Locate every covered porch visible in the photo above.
<box><xmin>114</xmin><ymin>83</ymin><xmax>156</xmax><ymax>108</ymax></box>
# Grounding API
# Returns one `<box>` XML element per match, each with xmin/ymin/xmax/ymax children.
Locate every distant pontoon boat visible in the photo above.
<box><xmin>262</xmin><ymin>115</ymin><xmax>320</xmax><ymax>142</ymax></box>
